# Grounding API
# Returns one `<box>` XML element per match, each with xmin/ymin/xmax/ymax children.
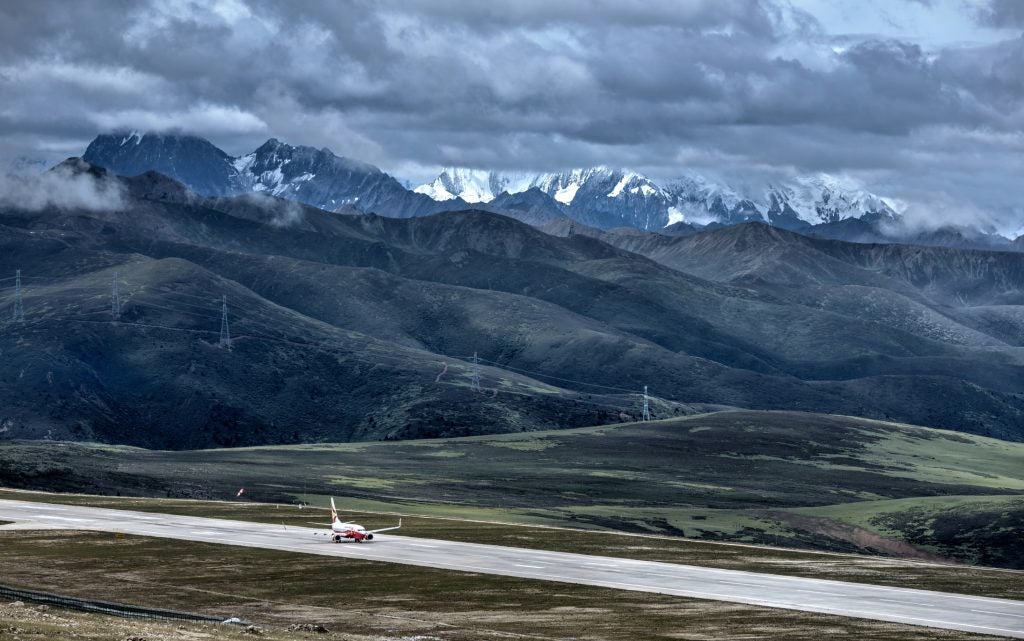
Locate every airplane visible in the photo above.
<box><xmin>312</xmin><ymin>498</ymin><xmax>401</xmax><ymax>543</ymax></box>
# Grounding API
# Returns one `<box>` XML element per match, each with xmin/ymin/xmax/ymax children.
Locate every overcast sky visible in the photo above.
<box><xmin>1</xmin><ymin>0</ymin><xmax>1022</xmax><ymax>233</ymax></box>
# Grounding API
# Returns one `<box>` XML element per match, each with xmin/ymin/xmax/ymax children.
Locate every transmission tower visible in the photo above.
<box><xmin>642</xmin><ymin>385</ymin><xmax>651</xmax><ymax>422</ymax></box>
<box><xmin>470</xmin><ymin>352</ymin><xmax>481</xmax><ymax>392</ymax></box>
<box><xmin>567</xmin><ymin>221</ymin><xmax>576</xmax><ymax>238</ymax></box>
<box><xmin>111</xmin><ymin>271</ymin><xmax>121</xmax><ymax>321</ymax></box>
<box><xmin>219</xmin><ymin>295</ymin><xmax>232</xmax><ymax>349</ymax></box>
<box><xmin>12</xmin><ymin>270</ymin><xmax>24</xmax><ymax>322</ymax></box>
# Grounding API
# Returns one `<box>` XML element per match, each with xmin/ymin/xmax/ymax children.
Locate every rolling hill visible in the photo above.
<box><xmin>2</xmin><ymin>160</ymin><xmax>1024</xmax><ymax>447</ymax></box>
<box><xmin>2</xmin><ymin>410</ymin><xmax>1021</xmax><ymax>567</ymax></box>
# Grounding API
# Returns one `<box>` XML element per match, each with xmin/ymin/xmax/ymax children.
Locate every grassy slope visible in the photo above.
<box><xmin>2</xmin><ymin>409</ymin><xmax>1022</xmax><ymax>568</ymax></box>
<box><xmin>5</xmin><ymin>191</ymin><xmax>1024</xmax><ymax>445</ymax></box>
<box><xmin>0</xmin><ymin>530</ymin><xmax>1000</xmax><ymax>641</ymax></box>
<box><xmin>2</xmin><ymin>489</ymin><xmax>1019</xmax><ymax>601</ymax></box>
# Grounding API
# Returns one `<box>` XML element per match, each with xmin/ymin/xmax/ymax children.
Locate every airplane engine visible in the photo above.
<box><xmin>364</xmin><ymin>533</ymin><xmax>374</xmax><ymax>541</ymax></box>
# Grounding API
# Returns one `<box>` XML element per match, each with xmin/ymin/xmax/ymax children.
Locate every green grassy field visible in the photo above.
<box><xmin>2</xmin><ymin>488</ymin><xmax>1020</xmax><ymax>601</ymax></box>
<box><xmin>2</xmin><ymin>410</ymin><xmax>1023</xmax><ymax>568</ymax></box>
<box><xmin>0</xmin><ymin>529</ymin><xmax>1008</xmax><ymax>641</ymax></box>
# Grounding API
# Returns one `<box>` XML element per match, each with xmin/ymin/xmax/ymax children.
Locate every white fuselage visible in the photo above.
<box><xmin>333</xmin><ymin>521</ymin><xmax>365</xmax><ymax>534</ymax></box>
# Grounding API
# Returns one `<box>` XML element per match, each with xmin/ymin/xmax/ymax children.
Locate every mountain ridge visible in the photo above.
<box><xmin>417</xmin><ymin>166</ymin><xmax>901</xmax><ymax>231</ymax></box>
<box><xmin>2</xmin><ymin>160</ymin><xmax>1024</xmax><ymax>447</ymax></box>
<box><xmin>79</xmin><ymin>132</ymin><xmax>1024</xmax><ymax>248</ymax></box>
<box><xmin>82</xmin><ymin>131</ymin><xmax>911</xmax><ymax>233</ymax></box>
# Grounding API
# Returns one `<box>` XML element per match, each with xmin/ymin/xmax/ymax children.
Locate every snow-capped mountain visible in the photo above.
<box><xmin>82</xmin><ymin>131</ymin><xmax>240</xmax><ymax>197</ymax></box>
<box><xmin>414</xmin><ymin>167</ymin><xmax>536</xmax><ymax>204</ymax></box>
<box><xmin>662</xmin><ymin>174</ymin><xmax>762</xmax><ymax>227</ymax></box>
<box><xmin>83</xmin><ymin>132</ymin><xmax>448</xmax><ymax>218</ymax></box>
<box><xmin>416</xmin><ymin>166</ymin><xmax>674</xmax><ymax>229</ymax></box>
<box><xmin>414</xmin><ymin>167</ymin><xmax>898</xmax><ymax>230</ymax></box>
<box><xmin>765</xmin><ymin>174</ymin><xmax>899</xmax><ymax>228</ymax></box>
<box><xmin>83</xmin><ymin>131</ymin><xmax>899</xmax><ymax>232</ymax></box>
<box><xmin>231</xmin><ymin>138</ymin><xmax>390</xmax><ymax>209</ymax></box>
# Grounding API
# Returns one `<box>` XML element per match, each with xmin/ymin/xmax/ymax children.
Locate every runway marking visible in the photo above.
<box><xmin>407</xmin><ymin>543</ymin><xmax>438</xmax><ymax>548</ymax></box>
<box><xmin>718</xmin><ymin>580</ymin><xmax>761</xmax><ymax>587</ymax></box>
<box><xmin>896</xmin><ymin>601</ymin><xmax>936</xmax><ymax>608</ymax></box>
<box><xmin>795</xmin><ymin>589</ymin><xmax>847</xmax><ymax>597</ymax></box>
<box><xmin>35</xmin><ymin>516</ymin><xmax>89</xmax><ymax>522</ymax></box>
<box><xmin>972</xmin><ymin>609</ymin><xmax>1024</xmax><ymax>619</ymax></box>
<box><xmin>515</xmin><ymin>564</ymin><xmax>545</xmax><ymax>569</ymax></box>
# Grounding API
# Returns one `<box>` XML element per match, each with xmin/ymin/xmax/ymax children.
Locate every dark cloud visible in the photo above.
<box><xmin>0</xmin><ymin>0</ymin><xmax>1021</xmax><ymax>233</ymax></box>
<box><xmin>976</xmin><ymin>0</ymin><xmax>1024</xmax><ymax>28</ymax></box>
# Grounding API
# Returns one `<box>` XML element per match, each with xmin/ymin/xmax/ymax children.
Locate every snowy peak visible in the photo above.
<box><xmin>82</xmin><ymin>131</ymin><xmax>901</xmax><ymax>233</ymax></box>
<box><xmin>231</xmin><ymin>139</ymin><xmax>392</xmax><ymax>208</ymax></box>
<box><xmin>414</xmin><ymin>166</ymin><xmax>658</xmax><ymax>208</ymax></box>
<box><xmin>413</xmin><ymin>167</ymin><xmax>533</xmax><ymax>203</ymax></box>
<box><xmin>83</xmin><ymin>132</ymin><xmax>402</xmax><ymax>212</ymax></box>
<box><xmin>414</xmin><ymin>166</ymin><xmax>899</xmax><ymax>230</ymax></box>
<box><xmin>413</xmin><ymin>166</ymin><xmax>624</xmax><ymax>205</ymax></box>
<box><xmin>605</xmin><ymin>171</ymin><xmax>657</xmax><ymax>199</ymax></box>
<box><xmin>765</xmin><ymin>174</ymin><xmax>898</xmax><ymax>228</ymax></box>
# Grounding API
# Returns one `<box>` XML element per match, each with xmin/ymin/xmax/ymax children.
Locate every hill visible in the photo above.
<box><xmin>2</xmin><ymin>162</ymin><xmax>1024</xmax><ymax>446</ymax></box>
<box><xmin>2</xmin><ymin>409</ymin><xmax>1022</xmax><ymax>567</ymax></box>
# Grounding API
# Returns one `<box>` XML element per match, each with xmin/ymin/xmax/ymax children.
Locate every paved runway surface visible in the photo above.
<box><xmin>1</xmin><ymin>499</ymin><xmax>1022</xmax><ymax>638</ymax></box>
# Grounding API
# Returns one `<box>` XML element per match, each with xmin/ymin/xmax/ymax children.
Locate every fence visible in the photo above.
<box><xmin>0</xmin><ymin>583</ymin><xmax>247</xmax><ymax>625</ymax></box>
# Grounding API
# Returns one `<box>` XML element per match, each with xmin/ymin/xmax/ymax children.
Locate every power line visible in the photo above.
<box><xmin>462</xmin><ymin>354</ymin><xmax>688</xmax><ymax>409</ymax></box>
<box><xmin>474</xmin><ymin>356</ymin><xmax>641</xmax><ymax>394</ymax></box>
<box><xmin>2</xmin><ymin>272</ymin><xmax>692</xmax><ymax>413</ymax></box>
<box><xmin>54</xmin><ymin>313</ymin><xmax>681</xmax><ymax>414</ymax></box>
<box><xmin>433</xmin><ymin>380</ymin><xmax>639</xmax><ymax>413</ymax></box>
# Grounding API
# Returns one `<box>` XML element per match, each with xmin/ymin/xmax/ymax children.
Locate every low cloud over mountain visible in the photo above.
<box><xmin>1</xmin><ymin>1</ymin><xmax>1021</xmax><ymax>235</ymax></box>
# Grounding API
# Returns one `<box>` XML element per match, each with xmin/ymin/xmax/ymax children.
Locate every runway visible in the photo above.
<box><xmin>0</xmin><ymin>498</ymin><xmax>1021</xmax><ymax>638</ymax></box>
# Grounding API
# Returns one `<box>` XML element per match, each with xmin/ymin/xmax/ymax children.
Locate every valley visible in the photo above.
<box><xmin>5</xmin><ymin>4</ymin><xmax>1024</xmax><ymax>639</ymax></box>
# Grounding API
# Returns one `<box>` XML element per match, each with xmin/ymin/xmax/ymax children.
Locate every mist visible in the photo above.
<box><xmin>0</xmin><ymin>161</ymin><xmax>125</xmax><ymax>212</ymax></box>
<box><xmin>238</xmin><ymin>192</ymin><xmax>306</xmax><ymax>228</ymax></box>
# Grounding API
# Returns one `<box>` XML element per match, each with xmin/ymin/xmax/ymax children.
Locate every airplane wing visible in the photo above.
<box><xmin>369</xmin><ymin>519</ymin><xmax>402</xmax><ymax>534</ymax></box>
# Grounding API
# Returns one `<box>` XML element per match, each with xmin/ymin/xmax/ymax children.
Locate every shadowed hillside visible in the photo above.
<box><xmin>2</xmin><ymin>161</ymin><xmax>1024</xmax><ymax>446</ymax></box>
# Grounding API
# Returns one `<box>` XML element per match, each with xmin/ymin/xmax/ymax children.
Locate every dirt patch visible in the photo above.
<box><xmin>766</xmin><ymin>511</ymin><xmax>950</xmax><ymax>562</ymax></box>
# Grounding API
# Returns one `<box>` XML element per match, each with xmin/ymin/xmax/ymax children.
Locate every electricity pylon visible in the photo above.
<box><xmin>470</xmin><ymin>352</ymin><xmax>481</xmax><ymax>392</ymax></box>
<box><xmin>219</xmin><ymin>295</ymin><xmax>231</xmax><ymax>349</ymax></box>
<box><xmin>111</xmin><ymin>271</ymin><xmax>121</xmax><ymax>321</ymax></box>
<box><xmin>642</xmin><ymin>385</ymin><xmax>651</xmax><ymax>422</ymax></box>
<box><xmin>12</xmin><ymin>270</ymin><xmax>24</xmax><ymax>322</ymax></box>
